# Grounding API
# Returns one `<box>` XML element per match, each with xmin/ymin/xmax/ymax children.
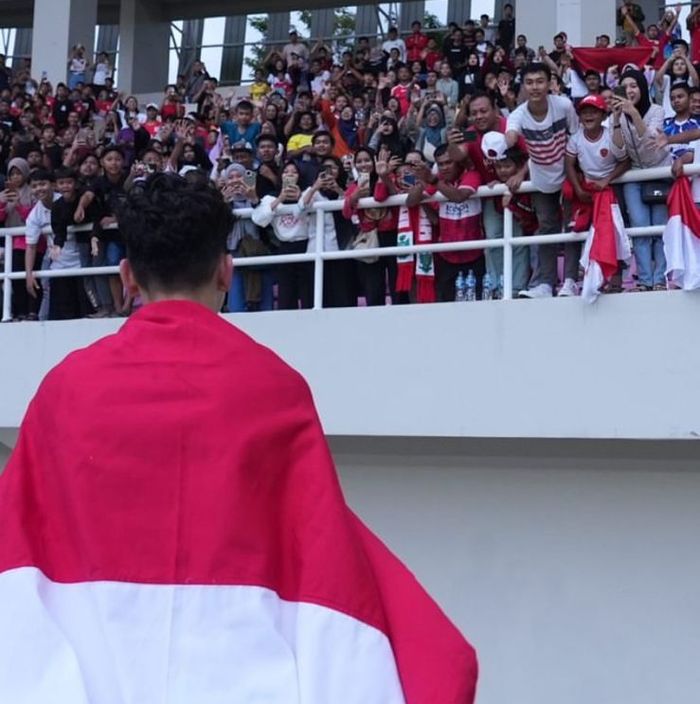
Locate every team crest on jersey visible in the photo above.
<box><xmin>600</xmin><ymin>148</ymin><xmax>609</xmax><ymax>158</ymax></box>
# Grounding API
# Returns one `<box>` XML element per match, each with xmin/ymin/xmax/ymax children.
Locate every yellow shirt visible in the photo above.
<box><xmin>250</xmin><ymin>81</ymin><xmax>270</xmax><ymax>101</ymax></box>
<box><xmin>286</xmin><ymin>133</ymin><xmax>313</xmax><ymax>153</ymax></box>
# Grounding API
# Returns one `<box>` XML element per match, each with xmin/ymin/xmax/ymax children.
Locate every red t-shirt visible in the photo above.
<box><xmin>464</xmin><ymin>116</ymin><xmax>528</xmax><ymax>183</ymax></box>
<box><xmin>691</xmin><ymin>24</ymin><xmax>700</xmax><ymax>65</ymax></box>
<box><xmin>391</xmin><ymin>83</ymin><xmax>412</xmax><ymax>116</ymax></box>
<box><xmin>423</xmin><ymin>51</ymin><xmax>443</xmax><ymax>72</ymax></box>
<box><xmin>426</xmin><ymin>170</ymin><xmax>484</xmax><ymax>264</ymax></box>
<box><xmin>406</xmin><ymin>33</ymin><xmax>429</xmax><ymax>62</ymax></box>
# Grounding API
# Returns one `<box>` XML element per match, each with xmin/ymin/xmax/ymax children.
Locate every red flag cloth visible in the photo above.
<box><xmin>0</xmin><ymin>300</ymin><xmax>477</xmax><ymax>703</ymax></box>
<box><xmin>663</xmin><ymin>177</ymin><xmax>700</xmax><ymax>290</ymax></box>
<box><xmin>571</xmin><ymin>47</ymin><xmax>654</xmax><ymax>73</ymax></box>
<box><xmin>589</xmin><ymin>189</ymin><xmax>621</xmax><ymax>280</ymax></box>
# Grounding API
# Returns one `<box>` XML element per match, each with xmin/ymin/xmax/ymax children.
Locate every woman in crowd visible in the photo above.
<box><xmin>655</xmin><ymin>52</ymin><xmax>699</xmax><ymax>119</ymax></box>
<box><xmin>611</xmin><ymin>68</ymin><xmax>672</xmax><ymax>291</ymax></box>
<box><xmin>252</xmin><ymin>161</ymin><xmax>312</xmax><ymax>309</ymax></box>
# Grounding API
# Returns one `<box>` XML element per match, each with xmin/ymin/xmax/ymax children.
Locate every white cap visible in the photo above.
<box><xmin>480</xmin><ymin>131</ymin><xmax>509</xmax><ymax>161</ymax></box>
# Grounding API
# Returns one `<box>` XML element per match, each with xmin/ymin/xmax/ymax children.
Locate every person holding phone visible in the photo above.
<box><xmin>447</xmin><ymin>91</ymin><xmax>530</xmax><ymax>293</ymax></box>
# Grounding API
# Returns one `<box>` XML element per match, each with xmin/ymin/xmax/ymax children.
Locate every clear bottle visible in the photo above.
<box><xmin>482</xmin><ymin>273</ymin><xmax>493</xmax><ymax>301</ymax></box>
<box><xmin>455</xmin><ymin>270</ymin><xmax>466</xmax><ymax>302</ymax></box>
<box><xmin>465</xmin><ymin>269</ymin><xmax>476</xmax><ymax>302</ymax></box>
<box><xmin>497</xmin><ymin>274</ymin><xmax>504</xmax><ymax>300</ymax></box>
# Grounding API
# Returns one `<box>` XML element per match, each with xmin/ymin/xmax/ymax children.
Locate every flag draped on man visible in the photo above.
<box><xmin>580</xmin><ymin>189</ymin><xmax>632</xmax><ymax>302</ymax></box>
<box><xmin>0</xmin><ymin>300</ymin><xmax>477</xmax><ymax>704</ymax></box>
<box><xmin>663</xmin><ymin>176</ymin><xmax>700</xmax><ymax>290</ymax></box>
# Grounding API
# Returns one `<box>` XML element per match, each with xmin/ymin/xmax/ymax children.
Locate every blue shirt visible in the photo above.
<box><xmin>663</xmin><ymin>116</ymin><xmax>700</xmax><ymax>160</ymax></box>
<box><xmin>221</xmin><ymin>120</ymin><xmax>261</xmax><ymax>147</ymax></box>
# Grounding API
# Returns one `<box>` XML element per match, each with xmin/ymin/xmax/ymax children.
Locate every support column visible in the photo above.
<box><xmin>399</xmin><ymin>2</ymin><xmax>426</xmax><ymax>33</ymax></box>
<box><xmin>118</xmin><ymin>0</ymin><xmax>170</xmax><ymax>95</ymax></box>
<box><xmin>177</xmin><ymin>19</ymin><xmax>204</xmax><ymax>79</ymax></box>
<box><xmin>447</xmin><ymin>0</ymin><xmax>471</xmax><ymax>26</ymax></box>
<box><xmin>311</xmin><ymin>9</ymin><xmax>336</xmax><ymax>43</ymax></box>
<box><xmin>96</xmin><ymin>25</ymin><xmax>119</xmax><ymax>57</ymax></box>
<box><xmin>268</xmin><ymin>12</ymin><xmax>291</xmax><ymax>50</ymax></box>
<box><xmin>355</xmin><ymin>5</ymin><xmax>378</xmax><ymax>38</ymax></box>
<box><xmin>31</xmin><ymin>0</ymin><xmax>97</xmax><ymax>88</ymax></box>
<box><xmin>220</xmin><ymin>15</ymin><xmax>246</xmax><ymax>85</ymax></box>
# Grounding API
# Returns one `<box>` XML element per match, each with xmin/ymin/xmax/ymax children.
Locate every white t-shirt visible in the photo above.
<box><xmin>93</xmin><ymin>61</ymin><xmax>111</xmax><ymax>86</ymax></box>
<box><xmin>661</xmin><ymin>74</ymin><xmax>697</xmax><ymax>119</ymax></box>
<box><xmin>507</xmin><ymin>95</ymin><xmax>579</xmax><ymax>193</ymax></box>
<box><xmin>25</xmin><ymin>194</ymin><xmax>60</xmax><ymax>246</ymax></box>
<box><xmin>382</xmin><ymin>38</ymin><xmax>407</xmax><ymax>62</ymax></box>
<box><xmin>566</xmin><ymin>126</ymin><xmax>627</xmax><ymax>180</ymax></box>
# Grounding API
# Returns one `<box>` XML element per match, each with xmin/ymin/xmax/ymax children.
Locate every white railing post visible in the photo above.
<box><xmin>2</xmin><ymin>232</ymin><xmax>12</xmax><ymax>322</ymax></box>
<box><xmin>312</xmin><ymin>208</ymin><xmax>324</xmax><ymax>310</ymax></box>
<box><xmin>502</xmin><ymin>206</ymin><xmax>514</xmax><ymax>301</ymax></box>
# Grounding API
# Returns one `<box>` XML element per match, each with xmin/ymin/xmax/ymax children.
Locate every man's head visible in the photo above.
<box><xmin>101</xmin><ymin>145</ymin><xmax>125</xmax><ymax>176</ymax></box>
<box><xmin>312</xmin><ymin>130</ymin><xmax>334</xmax><ymax>157</ymax></box>
<box><xmin>235</xmin><ymin>100</ymin><xmax>254</xmax><ymax>126</ymax></box>
<box><xmin>230</xmin><ymin>141</ymin><xmax>254</xmax><ymax>168</ymax></box>
<box><xmin>54</xmin><ymin>167</ymin><xmax>79</xmax><ymax>199</ymax></box>
<box><xmin>117</xmin><ymin>174</ymin><xmax>234</xmax><ymax>303</ymax></box>
<box><xmin>411</xmin><ymin>21</ymin><xmax>422</xmax><ymax>33</ymax></box>
<box><xmin>584</xmin><ymin>69</ymin><xmax>602</xmax><ymax>93</ymax></box>
<box><xmin>516</xmin><ymin>34</ymin><xmax>527</xmax><ymax>48</ymax></box>
<box><xmin>28</xmin><ymin>168</ymin><xmax>54</xmax><ymax>202</ymax></box>
<box><xmin>257</xmin><ymin>134</ymin><xmax>278</xmax><ymax>163</ymax></box>
<box><xmin>468</xmin><ymin>92</ymin><xmax>499</xmax><ymax>134</ymax></box>
<box><xmin>503</xmin><ymin>3</ymin><xmax>514</xmax><ymax>18</ymax></box>
<box><xmin>522</xmin><ymin>63</ymin><xmax>551</xmax><ymax>101</ymax></box>
<box><xmin>434</xmin><ymin>144</ymin><xmax>461</xmax><ymax>182</ymax></box>
<box><xmin>647</xmin><ymin>24</ymin><xmax>659</xmax><ymax>40</ymax></box>
<box><xmin>690</xmin><ymin>86</ymin><xmax>700</xmax><ymax>116</ymax></box>
<box><xmin>26</xmin><ymin>144</ymin><xmax>43</xmax><ymax>169</ymax></box>
<box><xmin>387</xmin><ymin>26</ymin><xmax>398</xmax><ymax>39</ymax></box>
<box><xmin>553</xmin><ymin>33</ymin><xmax>565</xmax><ymax>50</ymax></box>
<box><xmin>595</xmin><ymin>34</ymin><xmax>611</xmax><ymax>48</ymax></box>
<box><xmin>576</xmin><ymin>94</ymin><xmax>608</xmax><ymax>131</ymax></box>
<box><xmin>670</xmin><ymin>82</ymin><xmax>691</xmax><ymax>117</ymax></box>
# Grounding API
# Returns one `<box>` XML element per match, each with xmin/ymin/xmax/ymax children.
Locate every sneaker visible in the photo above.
<box><xmin>518</xmin><ymin>283</ymin><xmax>553</xmax><ymax>299</ymax></box>
<box><xmin>86</xmin><ymin>306</ymin><xmax>112</xmax><ymax>319</ymax></box>
<box><xmin>557</xmin><ymin>278</ymin><xmax>578</xmax><ymax>297</ymax></box>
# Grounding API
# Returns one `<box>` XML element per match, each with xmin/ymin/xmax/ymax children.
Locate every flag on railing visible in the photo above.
<box><xmin>663</xmin><ymin>176</ymin><xmax>700</xmax><ymax>290</ymax></box>
<box><xmin>580</xmin><ymin>189</ymin><xmax>631</xmax><ymax>303</ymax></box>
<box><xmin>396</xmin><ymin>205</ymin><xmax>436</xmax><ymax>303</ymax></box>
<box><xmin>0</xmin><ymin>300</ymin><xmax>477</xmax><ymax>703</ymax></box>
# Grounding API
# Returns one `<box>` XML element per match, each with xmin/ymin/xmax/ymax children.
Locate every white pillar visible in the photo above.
<box><xmin>31</xmin><ymin>0</ymin><xmax>97</xmax><ymax>88</ymax></box>
<box><xmin>517</xmin><ymin>0</ymin><xmax>615</xmax><ymax>51</ymax></box>
<box><xmin>118</xmin><ymin>0</ymin><xmax>170</xmax><ymax>95</ymax></box>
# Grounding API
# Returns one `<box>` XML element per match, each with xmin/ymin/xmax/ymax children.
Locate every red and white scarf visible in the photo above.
<box><xmin>396</xmin><ymin>204</ymin><xmax>436</xmax><ymax>303</ymax></box>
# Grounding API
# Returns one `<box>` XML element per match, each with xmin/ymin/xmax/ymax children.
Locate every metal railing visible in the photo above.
<box><xmin>1</xmin><ymin>163</ymin><xmax>699</xmax><ymax>322</ymax></box>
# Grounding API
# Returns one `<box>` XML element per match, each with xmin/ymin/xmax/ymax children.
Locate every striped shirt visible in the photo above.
<box><xmin>507</xmin><ymin>95</ymin><xmax>578</xmax><ymax>193</ymax></box>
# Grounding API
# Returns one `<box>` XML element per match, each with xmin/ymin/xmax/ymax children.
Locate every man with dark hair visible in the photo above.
<box><xmin>497</xmin><ymin>3</ymin><xmax>516</xmax><ymax>50</ymax></box>
<box><xmin>407</xmin><ymin>144</ymin><xmax>485</xmax><ymax>301</ymax></box>
<box><xmin>506</xmin><ymin>63</ymin><xmax>578</xmax><ymax>298</ymax></box>
<box><xmin>0</xmin><ymin>172</ymin><xmax>478</xmax><ymax>701</ymax></box>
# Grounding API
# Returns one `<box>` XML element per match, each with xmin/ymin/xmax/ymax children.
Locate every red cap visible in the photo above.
<box><xmin>577</xmin><ymin>94</ymin><xmax>608</xmax><ymax>113</ymax></box>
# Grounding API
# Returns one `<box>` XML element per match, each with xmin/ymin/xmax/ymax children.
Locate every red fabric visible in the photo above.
<box><xmin>0</xmin><ymin>300</ymin><xmax>477</xmax><ymax>703</ymax></box>
<box><xmin>562</xmin><ymin>178</ymin><xmax>596</xmax><ymax>232</ymax></box>
<box><xmin>571</xmin><ymin>47</ymin><xmax>654</xmax><ymax>73</ymax></box>
<box><xmin>406</xmin><ymin>32</ymin><xmax>429</xmax><ymax>62</ymax></box>
<box><xmin>464</xmin><ymin>116</ymin><xmax>528</xmax><ymax>183</ymax></box>
<box><xmin>589</xmin><ymin>189</ymin><xmax>619</xmax><ymax>280</ymax></box>
<box><xmin>667</xmin><ymin>176</ymin><xmax>700</xmax><ymax>239</ymax></box>
<box><xmin>690</xmin><ymin>19</ymin><xmax>700</xmax><ymax>64</ymax></box>
<box><xmin>635</xmin><ymin>31</ymin><xmax>669</xmax><ymax>70</ymax></box>
<box><xmin>417</xmin><ymin>276</ymin><xmax>436</xmax><ymax>303</ymax></box>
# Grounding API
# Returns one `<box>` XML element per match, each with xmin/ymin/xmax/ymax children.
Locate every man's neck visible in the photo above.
<box><xmin>40</xmin><ymin>195</ymin><xmax>53</xmax><ymax>208</ymax></box>
<box><xmin>528</xmin><ymin>96</ymin><xmax>548</xmax><ymax>115</ymax></box>
<box><xmin>675</xmin><ymin>111</ymin><xmax>690</xmax><ymax>122</ymax></box>
<box><xmin>584</xmin><ymin>126</ymin><xmax>603</xmax><ymax>140</ymax></box>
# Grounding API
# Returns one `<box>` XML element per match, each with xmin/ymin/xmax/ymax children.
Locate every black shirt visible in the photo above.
<box><xmin>87</xmin><ymin>174</ymin><xmax>127</xmax><ymax>242</ymax></box>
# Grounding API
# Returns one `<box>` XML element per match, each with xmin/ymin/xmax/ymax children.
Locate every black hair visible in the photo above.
<box><xmin>28</xmin><ymin>169</ymin><xmax>53</xmax><ymax>183</ymax></box>
<box><xmin>433</xmin><ymin>144</ymin><xmax>449</xmax><ymax>160</ymax></box>
<box><xmin>670</xmin><ymin>82</ymin><xmax>691</xmax><ymax>97</ymax></box>
<box><xmin>469</xmin><ymin>90</ymin><xmax>497</xmax><ymax>107</ymax></box>
<box><xmin>54</xmin><ymin>167</ymin><xmax>78</xmax><ymax>181</ymax></box>
<box><xmin>117</xmin><ymin>173</ymin><xmax>233</xmax><ymax>293</ymax></box>
<box><xmin>312</xmin><ymin>129</ymin><xmax>335</xmax><ymax>146</ymax></box>
<box><xmin>236</xmin><ymin>99</ymin><xmax>254</xmax><ymax>111</ymax></box>
<box><xmin>522</xmin><ymin>62</ymin><xmax>552</xmax><ymax>81</ymax></box>
<box><xmin>101</xmin><ymin>144</ymin><xmax>124</xmax><ymax>159</ymax></box>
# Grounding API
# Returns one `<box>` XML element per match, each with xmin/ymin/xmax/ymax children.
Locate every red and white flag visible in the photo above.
<box><xmin>663</xmin><ymin>176</ymin><xmax>700</xmax><ymax>290</ymax></box>
<box><xmin>0</xmin><ymin>301</ymin><xmax>477</xmax><ymax>704</ymax></box>
<box><xmin>580</xmin><ymin>189</ymin><xmax>631</xmax><ymax>303</ymax></box>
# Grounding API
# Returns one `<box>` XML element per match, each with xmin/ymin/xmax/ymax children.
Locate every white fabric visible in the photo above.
<box><xmin>301</xmin><ymin>189</ymin><xmax>339</xmax><ymax>253</ymax></box>
<box><xmin>580</xmin><ymin>202</ymin><xmax>631</xmax><ymax>303</ymax></box>
<box><xmin>0</xmin><ymin>566</ymin><xmax>405</xmax><ymax>704</ymax></box>
<box><xmin>664</xmin><ymin>214</ymin><xmax>700</xmax><ymax>290</ymax></box>
<box><xmin>251</xmin><ymin>195</ymin><xmax>307</xmax><ymax>242</ymax></box>
<box><xmin>25</xmin><ymin>193</ymin><xmax>61</xmax><ymax>246</ymax></box>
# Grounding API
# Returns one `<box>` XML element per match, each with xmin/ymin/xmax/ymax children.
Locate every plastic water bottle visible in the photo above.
<box><xmin>482</xmin><ymin>273</ymin><xmax>493</xmax><ymax>301</ymax></box>
<box><xmin>494</xmin><ymin>274</ymin><xmax>504</xmax><ymax>300</ymax></box>
<box><xmin>455</xmin><ymin>271</ymin><xmax>466</xmax><ymax>302</ymax></box>
<box><xmin>465</xmin><ymin>270</ymin><xmax>476</xmax><ymax>302</ymax></box>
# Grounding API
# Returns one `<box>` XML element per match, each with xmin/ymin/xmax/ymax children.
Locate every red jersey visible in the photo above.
<box><xmin>463</xmin><ymin>116</ymin><xmax>528</xmax><ymax>183</ymax></box>
<box><xmin>636</xmin><ymin>31</ymin><xmax>669</xmax><ymax>70</ymax></box>
<box><xmin>406</xmin><ymin>33</ymin><xmax>429</xmax><ymax>62</ymax></box>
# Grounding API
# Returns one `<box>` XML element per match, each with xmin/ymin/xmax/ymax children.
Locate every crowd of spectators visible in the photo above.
<box><xmin>0</xmin><ymin>1</ymin><xmax>699</xmax><ymax>320</ymax></box>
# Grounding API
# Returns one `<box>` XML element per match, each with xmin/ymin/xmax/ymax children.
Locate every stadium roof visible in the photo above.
<box><xmin>1</xmin><ymin>0</ymin><xmax>375</xmax><ymax>27</ymax></box>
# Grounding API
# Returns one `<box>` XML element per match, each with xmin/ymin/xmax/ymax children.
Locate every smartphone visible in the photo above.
<box><xmin>243</xmin><ymin>169</ymin><xmax>256</xmax><ymax>188</ymax></box>
<box><xmin>402</xmin><ymin>172</ymin><xmax>416</xmax><ymax>186</ymax></box>
<box><xmin>464</xmin><ymin>130</ymin><xmax>478</xmax><ymax>143</ymax></box>
<box><xmin>282</xmin><ymin>173</ymin><xmax>298</xmax><ymax>190</ymax></box>
<box><xmin>613</xmin><ymin>86</ymin><xmax>627</xmax><ymax>99</ymax></box>
<box><xmin>357</xmin><ymin>172</ymin><xmax>370</xmax><ymax>189</ymax></box>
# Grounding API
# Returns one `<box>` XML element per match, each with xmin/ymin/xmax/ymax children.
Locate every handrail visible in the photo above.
<box><xmin>1</xmin><ymin>163</ymin><xmax>699</xmax><ymax>321</ymax></box>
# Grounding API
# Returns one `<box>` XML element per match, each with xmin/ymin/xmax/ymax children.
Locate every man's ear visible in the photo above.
<box><xmin>215</xmin><ymin>253</ymin><xmax>233</xmax><ymax>293</ymax></box>
<box><xmin>119</xmin><ymin>259</ymin><xmax>141</xmax><ymax>298</ymax></box>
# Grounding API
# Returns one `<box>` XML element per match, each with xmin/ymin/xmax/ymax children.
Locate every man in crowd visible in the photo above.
<box><xmin>506</xmin><ymin>63</ymin><xmax>578</xmax><ymax>298</ymax></box>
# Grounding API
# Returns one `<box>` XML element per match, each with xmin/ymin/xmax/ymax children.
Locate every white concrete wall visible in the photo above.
<box><xmin>2</xmin><ymin>293</ymin><xmax>700</xmax><ymax>439</ymax></box>
<box><xmin>333</xmin><ymin>436</ymin><xmax>700</xmax><ymax>704</ymax></box>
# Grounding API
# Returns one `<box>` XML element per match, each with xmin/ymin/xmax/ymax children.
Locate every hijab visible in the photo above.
<box><xmin>620</xmin><ymin>69</ymin><xmax>651</xmax><ymax>117</ymax></box>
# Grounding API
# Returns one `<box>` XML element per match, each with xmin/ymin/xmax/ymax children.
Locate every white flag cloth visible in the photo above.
<box><xmin>663</xmin><ymin>176</ymin><xmax>700</xmax><ymax>290</ymax></box>
<box><xmin>580</xmin><ymin>189</ymin><xmax>631</xmax><ymax>303</ymax></box>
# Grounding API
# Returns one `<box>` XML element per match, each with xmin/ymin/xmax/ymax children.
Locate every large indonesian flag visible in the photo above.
<box><xmin>663</xmin><ymin>176</ymin><xmax>700</xmax><ymax>290</ymax></box>
<box><xmin>0</xmin><ymin>301</ymin><xmax>477</xmax><ymax>703</ymax></box>
<box><xmin>580</xmin><ymin>189</ymin><xmax>632</xmax><ymax>303</ymax></box>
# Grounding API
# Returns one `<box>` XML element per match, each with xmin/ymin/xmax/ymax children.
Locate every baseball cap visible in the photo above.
<box><xmin>230</xmin><ymin>140</ymin><xmax>253</xmax><ymax>153</ymax></box>
<box><xmin>576</xmin><ymin>94</ymin><xmax>607</xmax><ymax>113</ymax></box>
<box><xmin>146</xmin><ymin>102</ymin><xmax>159</xmax><ymax>111</ymax></box>
<box><xmin>481</xmin><ymin>131</ymin><xmax>509</xmax><ymax>161</ymax></box>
